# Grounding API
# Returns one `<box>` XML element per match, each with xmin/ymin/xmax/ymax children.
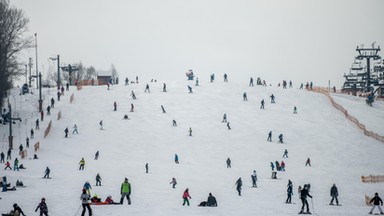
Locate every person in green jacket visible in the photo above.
<box><xmin>120</xmin><ymin>178</ymin><xmax>131</xmax><ymax>205</ymax></box>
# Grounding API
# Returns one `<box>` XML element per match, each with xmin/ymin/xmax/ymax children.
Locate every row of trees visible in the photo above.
<box><xmin>0</xmin><ymin>0</ymin><xmax>31</xmax><ymax>108</ymax></box>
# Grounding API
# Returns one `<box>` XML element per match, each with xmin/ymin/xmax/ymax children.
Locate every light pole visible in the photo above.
<box><xmin>7</xmin><ymin>100</ymin><xmax>22</xmax><ymax>150</ymax></box>
<box><xmin>49</xmin><ymin>55</ymin><xmax>60</xmax><ymax>90</ymax></box>
<box><xmin>32</xmin><ymin>72</ymin><xmax>43</xmax><ymax>112</ymax></box>
<box><xmin>34</xmin><ymin>33</ymin><xmax>39</xmax><ymax>89</ymax></box>
<box><xmin>25</xmin><ymin>64</ymin><xmax>28</xmax><ymax>84</ymax></box>
<box><xmin>28</xmin><ymin>58</ymin><xmax>33</xmax><ymax>87</ymax></box>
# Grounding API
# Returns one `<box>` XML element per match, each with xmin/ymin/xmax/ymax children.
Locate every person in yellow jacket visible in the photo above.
<box><xmin>120</xmin><ymin>178</ymin><xmax>131</xmax><ymax>205</ymax></box>
<box><xmin>79</xmin><ymin>158</ymin><xmax>85</xmax><ymax>170</ymax></box>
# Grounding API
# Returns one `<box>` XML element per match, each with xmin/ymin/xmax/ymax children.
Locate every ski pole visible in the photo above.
<box><xmin>74</xmin><ymin>204</ymin><xmax>81</xmax><ymax>216</ymax></box>
<box><xmin>311</xmin><ymin>197</ymin><xmax>315</xmax><ymax>213</ymax></box>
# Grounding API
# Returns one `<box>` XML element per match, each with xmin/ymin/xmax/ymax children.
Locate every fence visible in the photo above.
<box><xmin>312</xmin><ymin>87</ymin><xmax>384</xmax><ymax>143</ymax></box>
<box><xmin>34</xmin><ymin>141</ymin><xmax>40</xmax><ymax>152</ymax></box>
<box><xmin>361</xmin><ymin>175</ymin><xmax>384</xmax><ymax>183</ymax></box>
<box><xmin>19</xmin><ymin>149</ymin><xmax>27</xmax><ymax>159</ymax></box>
<box><xmin>70</xmin><ymin>93</ymin><xmax>74</xmax><ymax>103</ymax></box>
<box><xmin>44</xmin><ymin>120</ymin><xmax>52</xmax><ymax>138</ymax></box>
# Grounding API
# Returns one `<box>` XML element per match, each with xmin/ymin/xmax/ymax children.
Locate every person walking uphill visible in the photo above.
<box><xmin>369</xmin><ymin>192</ymin><xmax>384</xmax><ymax>214</ymax></box>
<box><xmin>182</xmin><ymin>188</ymin><xmax>192</xmax><ymax>206</ymax></box>
<box><xmin>80</xmin><ymin>189</ymin><xmax>92</xmax><ymax>216</ymax></box>
<box><xmin>120</xmin><ymin>178</ymin><xmax>131</xmax><ymax>205</ymax></box>
<box><xmin>235</xmin><ymin>177</ymin><xmax>243</xmax><ymax>196</ymax></box>
<box><xmin>35</xmin><ymin>197</ymin><xmax>49</xmax><ymax>216</ymax></box>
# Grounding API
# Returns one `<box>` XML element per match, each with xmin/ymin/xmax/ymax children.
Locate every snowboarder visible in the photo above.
<box><xmin>64</xmin><ymin>127</ymin><xmax>69</xmax><ymax>137</ymax></box>
<box><xmin>161</xmin><ymin>105</ymin><xmax>166</xmax><ymax>113</ymax></box>
<box><xmin>226</xmin><ymin>157</ymin><xmax>231</xmax><ymax>168</ymax></box>
<box><xmin>94</xmin><ymin>151</ymin><xmax>99</xmax><ymax>160</ymax></box>
<box><xmin>235</xmin><ymin>178</ymin><xmax>242</xmax><ymax>196</ymax></box>
<box><xmin>43</xmin><ymin>167</ymin><xmax>50</xmax><ymax>178</ymax></box>
<box><xmin>286</xmin><ymin>180</ymin><xmax>293</xmax><ymax>204</ymax></box>
<box><xmin>131</xmin><ymin>91</ymin><xmax>136</xmax><ymax>100</ymax></box>
<box><xmin>99</xmin><ymin>120</ymin><xmax>103</xmax><ymax>130</ymax></box>
<box><xmin>114</xmin><ymin>101</ymin><xmax>117</xmax><ymax>111</ymax></box>
<box><xmin>305</xmin><ymin>158</ymin><xmax>311</xmax><ymax>166</ymax></box>
<box><xmin>206</xmin><ymin>193</ymin><xmax>218</xmax><ymax>207</ymax></box>
<box><xmin>35</xmin><ymin>197</ymin><xmax>49</xmax><ymax>216</ymax></box>
<box><xmin>224</xmin><ymin>73</ymin><xmax>228</xmax><ymax>82</ymax></box>
<box><xmin>145</xmin><ymin>84</ymin><xmax>150</xmax><ymax>92</ymax></box>
<box><xmin>299</xmin><ymin>184</ymin><xmax>312</xmax><ymax>214</ymax></box>
<box><xmin>175</xmin><ymin>154</ymin><xmax>179</xmax><ymax>164</ymax></box>
<box><xmin>145</xmin><ymin>163</ymin><xmax>149</xmax><ymax>173</ymax></box>
<box><xmin>270</xmin><ymin>94</ymin><xmax>275</xmax><ymax>103</ymax></box>
<box><xmin>267</xmin><ymin>131</ymin><xmax>272</xmax><ymax>142</ymax></box>
<box><xmin>188</xmin><ymin>127</ymin><xmax>192</xmax><ymax>136</ymax></box>
<box><xmin>329</xmin><ymin>183</ymin><xmax>339</xmax><ymax>205</ymax></box>
<box><xmin>243</xmin><ymin>92</ymin><xmax>247</xmax><ymax>101</ymax></box>
<box><xmin>188</xmin><ymin>85</ymin><xmax>193</xmax><ymax>93</ymax></box>
<box><xmin>73</xmin><ymin>124</ymin><xmax>78</xmax><ymax>134</ymax></box>
<box><xmin>222</xmin><ymin>113</ymin><xmax>227</xmax><ymax>123</ymax></box>
<box><xmin>260</xmin><ymin>99</ymin><xmax>265</xmax><ymax>109</ymax></box>
<box><xmin>163</xmin><ymin>83</ymin><xmax>167</xmax><ymax>92</ymax></box>
<box><xmin>172</xmin><ymin>120</ymin><xmax>177</xmax><ymax>127</ymax></box>
<box><xmin>120</xmin><ymin>178</ymin><xmax>131</xmax><ymax>205</ymax></box>
<box><xmin>278</xmin><ymin>134</ymin><xmax>283</xmax><ymax>143</ymax></box>
<box><xmin>170</xmin><ymin>177</ymin><xmax>177</xmax><ymax>189</ymax></box>
<box><xmin>79</xmin><ymin>158</ymin><xmax>85</xmax><ymax>170</ymax></box>
<box><xmin>251</xmin><ymin>170</ymin><xmax>258</xmax><ymax>187</ymax></box>
<box><xmin>96</xmin><ymin>173</ymin><xmax>102</xmax><ymax>186</ymax></box>
<box><xmin>283</xmin><ymin>149</ymin><xmax>288</xmax><ymax>158</ymax></box>
<box><xmin>80</xmin><ymin>188</ymin><xmax>92</xmax><ymax>216</ymax></box>
<box><xmin>369</xmin><ymin>192</ymin><xmax>384</xmax><ymax>214</ymax></box>
<box><xmin>182</xmin><ymin>188</ymin><xmax>191</xmax><ymax>206</ymax></box>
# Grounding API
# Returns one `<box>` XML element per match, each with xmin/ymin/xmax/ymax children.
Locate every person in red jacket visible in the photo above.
<box><xmin>4</xmin><ymin>161</ymin><xmax>12</xmax><ymax>170</ymax></box>
<box><xmin>182</xmin><ymin>188</ymin><xmax>191</xmax><ymax>206</ymax></box>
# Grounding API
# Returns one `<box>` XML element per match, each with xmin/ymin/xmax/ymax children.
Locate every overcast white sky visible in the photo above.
<box><xmin>11</xmin><ymin>0</ymin><xmax>384</xmax><ymax>87</ymax></box>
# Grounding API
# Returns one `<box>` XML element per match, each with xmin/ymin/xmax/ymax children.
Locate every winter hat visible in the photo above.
<box><xmin>82</xmin><ymin>189</ymin><xmax>86</xmax><ymax>192</ymax></box>
<box><xmin>125</xmin><ymin>178</ymin><xmax>128</xmax><ymax>181</ymax></box>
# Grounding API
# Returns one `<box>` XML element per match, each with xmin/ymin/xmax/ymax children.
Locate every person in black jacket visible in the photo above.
<box><xmin>286</xmin><ymin>180</ymin><xmax>293</xmax><ymax>204</ymax></box>
<box><xmin>235</xmin><ymin>178</ymin><xmax>242</xmax><ymax>196</ymax></box>
<box><xmin>369</xmin><ymin>192</ymin><xmax>383</xmax><ymax>214</ymax></box>
<box><xmin>329</xmin><ymin>184</ymin><xmax>339</xmax><ymax>205</ymax></box>
<box><xmin>207</xmin><ymin>193</ymin><xmax>217</xmax><ymax>207</ymax></box>
<box><xmin>35</xmin><ymin>197</ymin><xmax>49</xmax><ymax>216</ymax></box>
<box><xmin>299</xmin><ymin>184</ymin><xmax>312</xmax><ymax>214</ymax></box>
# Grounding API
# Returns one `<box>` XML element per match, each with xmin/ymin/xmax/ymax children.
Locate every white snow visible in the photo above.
<box><xmin>0</xmin><ymin>78</ymin><xmax>383</xmax><ymax>216</ymax></box>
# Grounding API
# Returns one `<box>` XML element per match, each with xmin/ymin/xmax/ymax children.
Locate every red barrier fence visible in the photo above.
<box><xmin>44</xmin><ymin>120</ymin><xmax>52</xmax><ymax>138</ymax></box>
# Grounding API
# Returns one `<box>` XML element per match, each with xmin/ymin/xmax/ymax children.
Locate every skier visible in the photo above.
<box><xmin>299</xmin><ymin>184</ymin><xmax>312</xmax><ymax>214</ymax></box>
<box><xmin>235</xmin><ymin>178</ymin><xmax>242</xmax><ymax>196</ymax></box>
<box><xmin>72</xmin><ymin>124</ymin><xmax>78</xmax><ymax>134</ymax></box>
<box><xmin>226</xmin><ymin>157</ymin><xmax>231</xmax><ymax>168</ymax></box>
<box><xmin>0</xmin><ymin>152</ymin><xmax>4</xmax><ymax>163</ymax></box>
<box><xmin>130</xmin><ymin>103</ymin><xmax>134</xmax><ymax>112</ymax></box>
<box><xmin>96</xmin><ymin>173</ymin><xmax>102</xmax><ymax>186</ymax></box>
<box><xmin>243</xmin><ymin>92</ymin><xmax>247</xmax><ymax>101</ymax></box>
<box><xmin>206</xmin><ymin>193</ymin><xmax>218</xmax><ymax>207</ymax></box>
<box><xmin>224</xmin><ymin>73</ymin><xmax>228</xmax><ymax>82</ymax></box>
<box><xmin>5</xmin><ymin>161</ymin><xmax>12</xmax><ymax>170</ymax></box>
<box><xmin>83</xmin><ymin>181</ymin><xmax>92</xmax><ymax>196</ymax></box>
<box><xmin>329</xmin><ymin>183</ymin><xmax>339</xmax><ymax>205</ymax></box>
<box><xmin>145</xmin><ymin>163</ymin><xmax>149</xmax><ymax>173</ymax></box>
<box><xmin>188</xmin><ymin>85</ymin><xmax>193</xmax><ymax>93</ymax></box>
<box><xmin>278</xmin><ymin>134</ymin><xmax>284</xmax><ymax>143</ymax></box>
<box><xmin>161</xmin><ymin>105</ymin><xmax>166</xmax><ymax>113</ymax></box>
<box><xmin>94</xmin><ymin>151</ymin><xmax>99</xmax><ymax>160</ymax></box>
<box><xmin>170</xmin><ymin>177</ymin><xmax>177</xmax><ymax>189</ymax></box>
<box><xmin>43</xmin><ymin>167</ymin><xmax>50</xmax><ymax>178</ymax></box>
<box><xmin>99</xmin><ymin>120</ymin><xmax>103</xmax><ymax>130</ymax></box>
<box><xmin>114</xmin><ymin>101</ymin><xmax>117</xmax><ymax>111</ymax></box>
<box><xmin>260</xmin><ymin>99</ymin><xmax>265</xmax><ymax>109</ymax></box>
<box><xmin>64</xmin><ymin>127</ymin><xmax>69</xmax><ymax>137</ymax></box>
<box><xmin>182</xmin><ymin>188</ymin><xmax>192</xmax><ymax>206</ymax></box>
<box><xmin>80</xmin><ymin>188</ymin><xmax>92</xmax><ymax>216</ymax></box>
<box><xmin>35</xmin><ymin>197</ymin><xmax>49</xmax><ymax>216</ymax></box>
<box><xmin>251</xmin><ymin>170</ymin><xmax>258</xmax><ymax>187</ymax></box>
<box><xmin>175</xmin><ymin>154</ymin><xmax>179</xmax><ymax>164</ymax></box>
<box><xmin>36</xmin><ymin>118</ymin><xmax>39</xmax><ymax>130</ymax></box>
<box><xmin>145</xmin><ymin>84</ymin><xmax>150</xmax><ymax>92</ymax></box>
<box><xmin>305</xmin><ymin>158</ymin><xmax>311</xmax><ymax>166</ymax></box>
<box><xmin>270</xmin><ymin>94</ymin><xmax>275</xmax><ymax>103</ymax></box>
<box><xmin>286</xmin><ymin>180</ymin><xmax>293</xmax><ymax>204</ymax></box>
<box><xmin>293</xmin><ymin>106</ymin><xmax>298</xmax><ymax>114</ymax></box>
<box><xmin>222</xmin><ymin>113</ymin><xmax>227</xmax><ymax>122</ymax></box>
<box><xmin>46</xmin><ymin>105</ymin><xmax>51</xmax><ymax>115</ymax></box>
<box><xmin>50</xmin><ymin>97</ymin><xmax>55</xmax><ymax>108</ymax></box>
<box><xmin>131</xmin><ymin>91</ymin><xmax>136</xmax><ymax>100</ymax></box>
<box><xmin>188</xmin><ymin>127</ymin><xmax>192</xmax><ymax>136</ymax></box>
<box><xmin>79</xmin><ymin>158</ymin><xmax>85</xmax><ymax>170</ymax></box>
<box><xmin>369</xmin><ymin>192</ymin><xmax>383</xmax><ymax>214</ymax></box>
<box><xmin>249</xmin><ymin>77</ymin><xmax>254</xmax><ymax>87</ymax></box>
<box><xmin>120</xmin><ymin>178</ymin><xmax>131</xmax><ymax>205</ymax></box>
<box><xmin>163</xmin><ymin>83</ymin><xmax>167</xmax><ymax>92</ymax></box>
<box><xmin>267</xmin><ymin>131</ymin><xmax>272</xmax><ymax>142</ymax></box>
<box><xmin>172</xmin><ymin>120</ymin><xmax>177</xmax><ymax>127</ymax></box>
<box><xmin>283</xmin><ymin>149</ymin><xmax>288</xmax><ymax>158</ymax></box>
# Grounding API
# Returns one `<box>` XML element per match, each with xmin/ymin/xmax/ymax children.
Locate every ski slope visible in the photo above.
<box><xmin>0</xmin><ymin>78</ymin><xmax>383</xmax><ymax>216</ymax></box>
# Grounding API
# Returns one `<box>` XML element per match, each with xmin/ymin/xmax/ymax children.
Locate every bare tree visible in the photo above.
<box><xmin>86</xmin><ymin>66</ymin><xmax>96</xmax><ymax>80</ymax></box>
<box><xmin>110</xmin><ymin>63</ymin><xmax>118</xmax><ymax>83</ymax></box>
<box><xmin>0</xmin><ymin>0</ymin><xmax>31</xmax><ymax>107</ymax></box>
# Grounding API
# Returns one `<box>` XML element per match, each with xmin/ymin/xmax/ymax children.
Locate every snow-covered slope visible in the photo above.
<box><xmin>0</xmin><ymin>79</ymin><xmax>383</xmax><ymax>216</ymax></box>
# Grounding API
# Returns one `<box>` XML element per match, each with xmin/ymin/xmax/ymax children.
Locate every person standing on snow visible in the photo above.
<box><xmin>270</xmin><ymin>94</ymin><xmax>275</xmax><ymax>103</ymax></box>
<box><xmin>114</xmin><ymin>101</ymin><xmax>117</xmax><ymax>111</ymax></box>
<box><xmin>188</xmin><ymin>127</ymin><xmax>192</xmax><ymax>136</ymax></box>
<box><xmin>145</xmin><ymin>84</ymin><xmax>150</xmax><ymax>93</ymax></box>
<box><xmin>96</xmin><ymin>173</ymin><xmax>102</xmax><ymax>186</ymax></box>
<box><xmin>83</xmin><ymin>181</ymin><xmax>92</xmax><ymax>196</ymax></box>
<box><xmin>260</xmin><ymin>99</ymin><xmax>265</xmax><ymax>109</ymax></box>
<box><xmin>235</xmin><ymin>178</ymin><xmax>243</xmax><ymax>196</ymax></box>
<box><xmin>286</xmin><ymin>180</ymin><xmax>293</xmax><ymax>204</ymax></box>
<box><xmin>299</xmin><ymin>184</ymin><xmax>312</xmax><ymax>214</ymax></box>
<box><xmin>222</xmin><ymin>113</ymin><xmax>227</xmax><ymax>123</ymax></box>
<box><xmin>182</xmin><ymin>188</ymin><xmax>192</xmax><ymax>206</ymax></box>
<box><xmin>64</xmin><ymin>127</ymin><xmax>69</xmax><ymax>137</ymax></box>
<box><xmin>329</xmin><ymin>183</ymin><xmax>339</xmax><ymax>205</ymax></box>
<box><xmin>35</xmin><ymin>197</ymin><xmax>49</xmax><ymax>216</ymax></box>
<box><xmin>170</xmin><ymin>177</ymin><xmax>177</xmax><ymax>189</ymax></box>
<box><xmin>94</xmin><ymin>151</ymin><xmax>99</xmax><ymax>160</ymax></box>
<box><xmin>224</xmin><ymin>73</ymin><xmax>228</xmax><ymax>82</ymax></box>
<box><xmin>243</xmin><ymin>92</ymin><xmax>247</xmax><ymax>101</ymax></box>
<box><xmin>278</xmin><ymin>134</ymin><xmax>284</xmax><ymax>143</ymax></box>
<box><xmin>251</xmin><ymin>170</ymin><xmax>258</xmax><ymax>188</ymax></box>
<box><xmin>226</xmin><ymin>157</ymin><xmax>231</xmax><ymax>168</ymax></box>
<box><xmin>161</xmin><ymin>105</ymin><xmax>166</xmax><ymax>113</ymax></box>
<box><xmin>80</xmin><ymin>189</ymin><xmax>92</xmax><ymax>216</ymax></box>
<box><xmin>79</xmin><ymin>158</ymin><xmax>85</xmax><ymax>170</ymax></box>
<box><xmin>175</xmin><ymin>154</ymin><xmax>179</xmax><ymax>164</ymax></box>
<box><xmin>283</xmin><ymin>149</ymin><xmax>288</xmax><ymax>158</ymax></box>
<box><xmin>305</xmin><ymin>158</ymin><xmax>311</xmax><ymax>166</ymax></box>
<box><xmin>369</xmin><ymin>192</ymin><xmax>384</xmax><ymax>214</ymax></box>
<box><xmin>267</xmin><ymin>131</ymin><xmax>272</xmax><ymax>142</ymax></box>
<box><xmin>120</xmin><ymin>178</ymin><xmax>131</xmax><ymax>205</ymax></box>
<box><xmin>72</xmin><ymin>124</ymin><xmax>78</xmax><ymax>134</ymax></box>
<box><xmin>43</xmin><ymin>167</ymin><xmax>50</xmax><ymax>178</ymax></box>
